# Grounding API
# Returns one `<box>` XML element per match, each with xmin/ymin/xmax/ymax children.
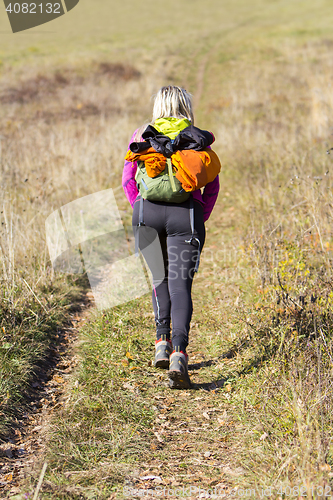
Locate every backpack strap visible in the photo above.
<box><xmin>166</xmin><ymin>158</ymin><xmax>177</xmax><ymax>192</ymax></box>
<box><xmin>135</xmin><ymin>196</ymin><xmax>145</xmax><ymax>257</ymax></box>
<box><xmin>186</xmin><ymin>195</ymin><xmax>201</xmax><ymax>273</ymax></box>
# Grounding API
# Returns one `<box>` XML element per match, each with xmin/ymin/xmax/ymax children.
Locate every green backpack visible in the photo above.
<box><xmin>135</xmin><ymin>157</ymin><xmax>190</xmax><ymax>203</ymax></box>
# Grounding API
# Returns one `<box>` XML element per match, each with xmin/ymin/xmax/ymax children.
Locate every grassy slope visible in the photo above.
<box><xmin>2</xmin><ymin>0</ymin><xmax>333</xmax><ymax>497</ymax></box>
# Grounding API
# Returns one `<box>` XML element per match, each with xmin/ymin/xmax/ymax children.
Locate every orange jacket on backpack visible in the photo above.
<box><xmin>124</xmin><ymin>147</ymin><xmax>221</xmax><ymax>192</ymax></box>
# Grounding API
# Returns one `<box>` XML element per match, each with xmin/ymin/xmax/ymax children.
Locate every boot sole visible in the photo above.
<box><xmin>154</xmin><ymin>358</ymin><xmax>169</xmax><ymax>369</ymax></box>
<box><xmin>168</xmin><ymin>369</ymin><xmax>191</xmax><ymax>389</ymax></box>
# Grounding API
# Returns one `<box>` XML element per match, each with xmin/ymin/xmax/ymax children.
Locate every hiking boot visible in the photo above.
<box><xmin>154</xmin><ymin>339</ymin><xmax>172</xmax><ymax>369</ymax></box>
<box><xmin>168</xmin><ymin>351</ymin><xmax>191</xmax><ymax>389</ymax></box>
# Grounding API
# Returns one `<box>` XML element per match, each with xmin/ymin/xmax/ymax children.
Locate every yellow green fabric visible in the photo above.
<box><xmin>153</xmin><ymin>117</ymin><xmax>191</xmax><ymax>139</ymax></box>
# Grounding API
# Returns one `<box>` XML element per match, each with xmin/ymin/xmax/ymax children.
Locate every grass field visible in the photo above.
<box><xmin>2</xmin><ymin>0</ymin><xmax>333</xmax><ymax>497</ymax></box>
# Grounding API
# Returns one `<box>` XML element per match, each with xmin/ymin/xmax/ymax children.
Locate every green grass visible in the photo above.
<box><xmin>0</xmin><ymin>274</ymin><xmax>87</xmax><ymax>436</ymax></box>
<box><xmin>35</xmin><ymin>300</ymin><xmax>159</xmax><ymax>497</ymax></box>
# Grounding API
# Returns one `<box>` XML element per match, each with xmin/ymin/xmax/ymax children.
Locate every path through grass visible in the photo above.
<box><xmin>2</xmin><ymin>0</ymin><xmax>333</xmax><ymax>497</ymax></box>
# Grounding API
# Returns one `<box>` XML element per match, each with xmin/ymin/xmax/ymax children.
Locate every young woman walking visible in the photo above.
<box><xmin>122</xmin><ymin>86</ymin><xmax>219</xmax><ymax>389</ymax></box>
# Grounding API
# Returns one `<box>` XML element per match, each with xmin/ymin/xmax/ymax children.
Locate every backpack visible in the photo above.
<box><xmin>126</xmin><ymin>123</ymin><xmax>220</xmax><ymax>203</ymax></box>
<box><xmin>135</xmin><ymin>157</ymin><xmax>190</xmax><ymax>203</ymax></box>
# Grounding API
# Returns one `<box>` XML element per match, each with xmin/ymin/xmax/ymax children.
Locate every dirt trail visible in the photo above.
<box><xmin>0</xmin><ymin>293</ymin><xmax>94</xmax><ymax>498</ymax></box>
<box><xmin>194</xmin><ymin>43</ymin><xmax>221</xmax><ymax>108</ymax></box>
<box><xmin>117</xmin><ymin>333</ymin><xmax>242</xmax><ymax>500</ymax></box>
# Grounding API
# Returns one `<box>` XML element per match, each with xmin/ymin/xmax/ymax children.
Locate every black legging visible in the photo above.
<box><xmin>132</xmin><ymin>196</ymin><xmax>205</xmax><ymax>352</ymax></box>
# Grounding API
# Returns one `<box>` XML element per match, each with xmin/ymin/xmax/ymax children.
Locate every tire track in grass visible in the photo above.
<box><xmin>194</xmin><ymin>45</ymin><xmax>219</xmax><ymax>108</ymax></box>
<box><xmin>0</xmin><ymin>291</ymin><xmax>94</xmax><ymax>498</ymax></box>
<box><xmin>29</xmin><ymin>259</ymin><xmax>249</xmax><ymax>499</ymax></box>
<box><xmin>129</xmin><ymin>350</ymin><xmax>241</xmax><ymax>498</ymax></box>
<box><xmin>116</xmin><ymin>237</ymin><xmax>247</xmax><ymax>498</ymax></box>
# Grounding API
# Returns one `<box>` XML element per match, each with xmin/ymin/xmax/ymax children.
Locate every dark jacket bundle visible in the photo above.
<box><xmin>129</xmin><ymin>125</ymin><xmax>215</xmax><ymax>156</ymax></box>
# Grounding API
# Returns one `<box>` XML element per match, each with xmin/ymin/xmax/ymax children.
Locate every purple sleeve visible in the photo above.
<box><xmin>202</xmin><ymin>175</ymin><xmax>219</xmax><ymax>222</ymax></box>
<box><xmin>122</xmin><ymin>130</ymin><xmax>139</xmax><ymax>208</ymax></box>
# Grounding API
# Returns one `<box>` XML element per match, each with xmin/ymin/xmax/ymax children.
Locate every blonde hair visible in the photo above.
<box><xmin>152</xmin><ymin>86</ymin><xmax>194</xmax><ymax>124</ymax></box>
<box><xmin>133</xmin><ymin>123</ymin><xmax>149</xmax><ymax>142</ymax></box>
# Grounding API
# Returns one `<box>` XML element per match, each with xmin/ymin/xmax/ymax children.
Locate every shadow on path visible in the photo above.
<box><xmin>188</xmin><ymin>338</ymin><xmax>273</xmax><ymax>391</ymax></box>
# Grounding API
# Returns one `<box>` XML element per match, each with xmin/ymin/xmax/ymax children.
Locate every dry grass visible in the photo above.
<box><xmin>2</xmin><ymin>1</ymin><xmax>333</xmax><ymax>497</ymax></box>
<box><xmin>0</xmin><ymin>60</ymin><xmax>153</xmax><ymax>436</ymax></box>
<box><xmin>195</xmin><ymin>37</ymin><xmax>333</xmax><ymax>493</ymax></box>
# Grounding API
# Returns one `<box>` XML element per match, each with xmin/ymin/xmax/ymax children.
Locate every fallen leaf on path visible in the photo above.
<box><xmin>139</xmin><ymin>475</ymin><xmax>162</xmax><ymax>482</ymax></box>
<box><xmin>32</xmin><ymin>425</ymin><xmax>43</xmax><ymax>433</ymax></box>
<box><xmin>153</xmin><ymin>432</ymin><xmax>164</xmax><ymax>443</ymax></box>
<box><xmin>122</xmin><ymin>382</ymin><xmax>135</xmax><ymax>391</ymax></box>
<box><xmin>215</xmin><ymin>483</ymin><xmax>227</xmax><ymax>490</ymax></box>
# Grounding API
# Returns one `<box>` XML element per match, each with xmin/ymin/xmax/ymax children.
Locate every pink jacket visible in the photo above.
<box><xmin>122</xmin><ymin>130</ymin><xmax>220</xmax><ymax>222</ymax></box>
